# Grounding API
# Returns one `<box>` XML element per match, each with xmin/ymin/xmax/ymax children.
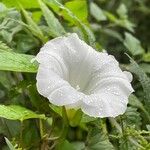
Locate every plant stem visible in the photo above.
<box><xmin>60</xmin><ymin>106</ymin><xmax>69</xmax><ymax>140</ymax></box>
<box><xmin>20</xmin><ymin>121</ymin><xmax>24</xmax><ymax>149</ymax></box>
<box><xmin>109</xmin><ymin>118</ymin><xmax>122</xmax><ymax>134</ymax></box>
<box><xmin>39</xmin><ymin>119</ymin><xmax>44</xmax><ymax>139</ymax></box>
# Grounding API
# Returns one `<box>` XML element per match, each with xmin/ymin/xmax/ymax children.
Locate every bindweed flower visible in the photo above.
<box><xmin>35</xmin><ymin>33</ymin><xmax>134</xmax><ymax>118</ymax></box>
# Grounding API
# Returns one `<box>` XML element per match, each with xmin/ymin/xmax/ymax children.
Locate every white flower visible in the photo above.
<box><xmin>35</xmin><ymin>33</ymin><xmax>134</xmax><ymax>118</ymax></box>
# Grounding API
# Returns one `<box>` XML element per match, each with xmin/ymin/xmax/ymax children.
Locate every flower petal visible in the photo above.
<box><xmin>81</xmin><ymin>53</ymin><xmax>134</xmax><ymax>117</ymax></box>
<box><xmin>36</xmin><ymin>65</ymin><xmax>83</xmax><ymax>106</ymax></box>
<box><xmin>35</xmin><ymin>33</ymin><xmax>134</xmax><ymax>118</ymax></box>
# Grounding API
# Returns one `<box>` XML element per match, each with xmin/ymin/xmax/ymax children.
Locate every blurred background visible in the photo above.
<box><xmin>0</xmin><ymin>0</ymin><xmax>150</xmax><ymax>149</ymax></box>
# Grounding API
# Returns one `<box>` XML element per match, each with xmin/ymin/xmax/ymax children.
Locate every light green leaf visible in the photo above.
<box><xmin>20</xmin><ymin>4</ymin><xmax>46</xmax><ymax>43</ymax></box>
<box><xmin>0</xmin><ymin>105</ymin><xmax>46</xmax><ymax>121</ymax></box>
<box><xmin>0</xmin><ymin>51</ymin><xmax>38</xmax><ymax>72</ymax></box>
<box><xmin>0</xmin><ymin>41</ymin><xmax>12</xmax><ymax>52</ymax></box>
<box><xmin>46</xmin><ymin>0</ymin><xmax>95</xmax><ymax>45</ymax></box>
<box><xmin>117</xmin><ymin>3</ymin><xmax>128</xmax><ymax>19</ymax></box>
<box><xmin>105</xmin><ymin>12</ymin><xmax>134</xmax><ymax>32</ymax></box>
<box><xmin>2</xmin><ymin>0</ymin><xmax>39</xmax><ymax>9</ymax></box>
<box><xmin>90</xmin><ymin>2</ymin><xmax>106</xmax><ymax>21</ymax></box>
<box><xmin>69</xmin><ymin>109</ymin><xmax>82</xmax><ymax>127</ymax></box>
<box><xmin>124</xmin><ymin>32</ymin><xmax>144</xmax><ymax>55</ymax></box>
<box><xmin>49</xmin><ymin>104</ymin><xmax>62</xmax><ymax>116</ymax></box>
<box><xmin>4</xmin><ymin>137</ymin><xmax>16</xmax><ymax>150</ymax></box>
<box><xmin>38</xmin><ymin>0</ymin><xmax>66</xmax><ymax>37</ymax></box>
<box><xmin>72</xmin><ymin>142</ymin><xmax>85</xmax><ymax>150</ymax></box>
<box><xmin>62</xmin><ymin>0</ymin><xmax>88</xmax><ymax>23</ymax></box>
<box><xmin>146</xmin><ymin>125</ymin><xmax>150</xmax><ymax>131</ymax></box>
<box><xmin>80</xmin><ymin>23</ymin><xmax>95</xmax><ymax>46</ymax></box>
<box><xmin>143</xmin><ymin>53</ymin><xmax>150</xmax><ymax>62</ymax></box>
<box><xmin>81</xmin><ymin>114</ymin><xmax>97</xmax><ymax>123</ymax></box>
<box><xmin>139</xmin><ymin>63</ymin><xmax>150</xmax><ymax>73</ymax></box>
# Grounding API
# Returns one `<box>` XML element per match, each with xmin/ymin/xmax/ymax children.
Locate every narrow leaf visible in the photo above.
<box><xmin>46</xmin><ymin>0</ymin><xmax>95</xmax><ymax>45</ymax></box>
<box><xmin>38</xmin><ymin>0</ymin><xmax>65</xmax><ymax>37</ymax></box>
<box><xmin>62</xmin><ymin>0</ymin><xmax>88</xmax><ymax>22</ymax></box>
<box><xmin>20</xmin><ymin>4</ymin><xmax>46</xmax><ymax>43</ymax></box>
<box><xmin>0</xmin><ymin>51</ymin><xmax>38</xmax><ymax>72</ymax></box>
<box><xmin>0</xmin><ymin>105</ymin><xmax>46</xmax><ymax>121</ymax></box>
<box><xmin>4</xmin><ymin>137</ymin><xmax>16</xmax><ymax>150</ymax></box>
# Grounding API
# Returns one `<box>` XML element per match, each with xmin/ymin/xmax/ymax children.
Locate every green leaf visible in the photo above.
<box><xmin>90</xmin><ymin>2</ymin><xmax>106</xmax><ymax>21</ymax></box>
<box><xmin>86</xmin><ymin>126</ymin><xmax>114</xmax><ymax>150</ymax></box>
<box><xmin>105</xmin><ymin>11</ymin><xmax>134</xmax><ymax>32</ymax></box>
<box><xmin>139</xmin><ymin>63</ymin><xmax>150</xmax><ymax>74</ymax></box>
<box><xmin>129</xmin><ymin>94</ymin><xmax>144</xmax><ymax>110</ymax></box>
<box><xmin>49</xmin><ymin>104</ymin><xmax>62</xmax><ymax>116</ymax></box>
<box><xmin>146</xmin><ymin>125</ymin><xmax>150</xmax><ymax>131</ymax></box>
<box><xmin>20</xmin><ymin>4</ymin><xmax>46</xmax><ymax>43</ymax></box>
<box><xmin>122</xmin><ymin>107</ymin><xmax>142</xmax><ymax>129</ymax></box>
<box><xmin>56</xmin><ymin>140</ymin><xmax>75</xmax><ymax>150</ymax></box>
<box><xmin>81</xmin><ymin>114</ymin><xmax>97</xmax><ymax>123</ymax></box>
<box><xmin>4</xmin><ymin>137</ymin><xmax>16</xmax><ymax>150</ymax></box>
<box><xmin>124</xmin><ymin>32</ymin><xmax>144</xmax><ymax>55</ymax></box>
<box><xmin>117</xmin><ymin>3</ymin><xmax>128</xmax><ymax>19</ymax></box>
<box><xmin>143</xmin><ymin>53</ymin><xmax>150</xmax><ymax>62</ymax></box>
<box><xmin>38</xmin><ymin>0</ymin><xmax>66</xmax><ymax>37</ymax></box>
<box><xmin>69</xmin><ymin>109</ymin><xmax>82</xmax><ymax>127</ymax></box>
<box><xmin>62</xmin><ymin>0</ymin><xmax>88</xmax><ymax>23</ymax></box>
<box><xmin>0</xmin><ymin>51</ymin><xmax>38</xmax><ymax>72</ymax></box>
<box><xmin>0</xmin><ymin>105</ymin><xmax>46</xmax><ymax>121</ymax></box>
<box><xmin>127</xmin><ymin>56</ymin><xmax>150</xmax><ymax>109</ymax></box>
<box><xmin>101</xmin><ymin>28</ymin><xmax>123</xmax><ymax>42</ymax></box>
<box><xmin>46</xmin><ymin>0</ymin><xmax>95</xmax><ymax>45</ymax></box>
<box><xmin>119</xmin><ymin>137</ymin><xmax>136</xmax><ymax>150</ymax></box>
<box><xmin>0</xmin><ymin>7</ymin><xmax>23</xmax><ymax>43</ymax></box>
<box><xmin>2</xmin><ymin>0</ymin><xmax>39</xmax><ymax>9</ymax></box>
<box><xmin>128</xmin><ymin>95</ymin><xmax>150</xmax><ymax>122</ymax></box>
<box><xmin>0</xmin><ymin>41</ymin><xmax>12</xmax><ymax>52</ymax></box>
<box><xmin>71</xmin><ymin>142</ymin><xmax>85</xmax><ymax>150</ymax></box>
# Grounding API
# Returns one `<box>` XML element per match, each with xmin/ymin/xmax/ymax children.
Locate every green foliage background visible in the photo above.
<box><xmin>0</xmin><ymin>0</ymin><xmax>150</xmax><ymax>149</ymax></box>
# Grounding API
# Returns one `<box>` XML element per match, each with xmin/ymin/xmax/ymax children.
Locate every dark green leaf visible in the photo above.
<box><xmin>127</xmin><ymin>56</ymin><xmax>150</xmax><ymax>109</ymax></box>
<box><xmin>122</xmin><ymin>107</ymin><xmax>142</xmax><ymax>129</ymax></box>
<box><xmin>86</xmin><ymin>126</ymin><xmax>114</xmax><ymax>150</ymax></box>
<box><xmin>56</xmin><ymin>140</ymin><xmax>75</xmax><ymax>150</ymax></box>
